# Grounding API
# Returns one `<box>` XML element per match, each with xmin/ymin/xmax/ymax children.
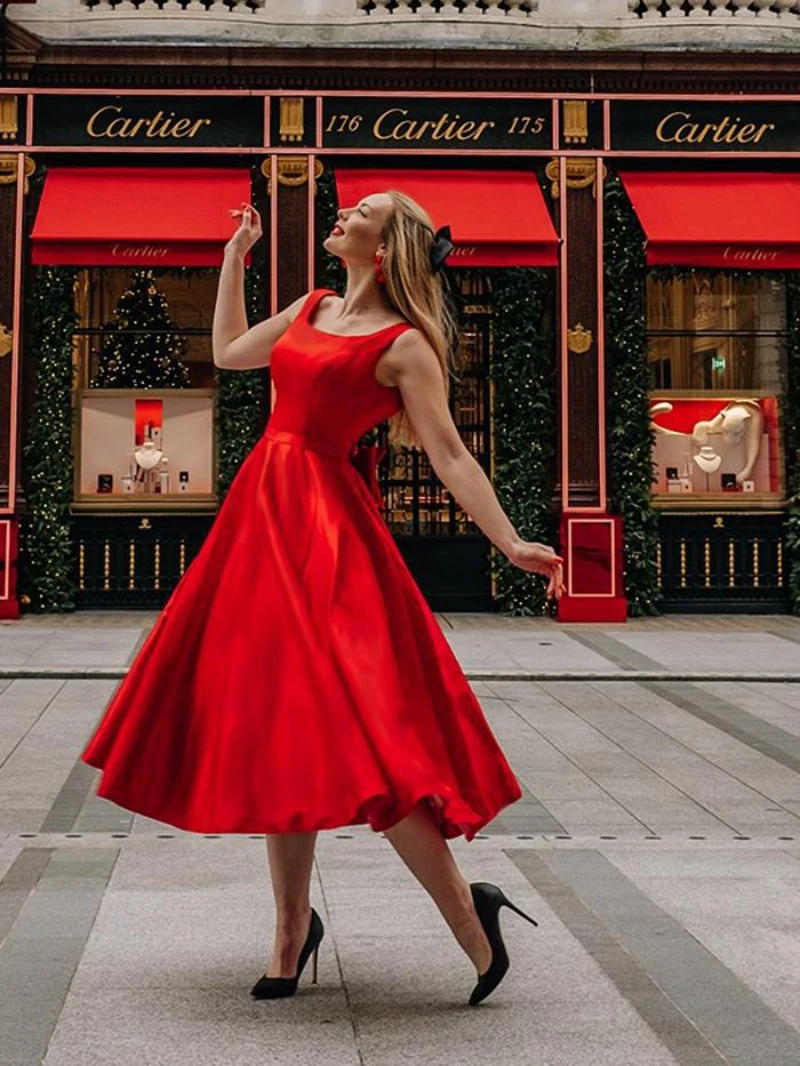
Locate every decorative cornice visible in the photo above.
<box><xmin>0</xmin><ymin>16</ymin><xmax>44</xmax><ymax>80</ymax></box>
<box><xmin>7</xmin><ymin>2</ymin><xmax>800</xmax><ymax>58</ymax></box>
<box><xmin>7</xmin><ymin>46</ymin><xmax>800</xmax><ymax>94</ymax></box>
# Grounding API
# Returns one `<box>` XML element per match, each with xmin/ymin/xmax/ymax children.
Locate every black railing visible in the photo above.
<box><xmin>656</xmin><ymin>511</ymin><xmax>789</xmax><ymax>612</ymax></box>
<box><xmin>71</xmin><ymin>514</ymin><xmax>215</xmax><ymax>608</ymax></box>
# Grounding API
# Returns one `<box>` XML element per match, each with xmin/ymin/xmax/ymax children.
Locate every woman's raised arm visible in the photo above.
<box><xmin>212</xmin><ymin>201</ymin><xmax>310</xmax><ymax>371</ymax></box>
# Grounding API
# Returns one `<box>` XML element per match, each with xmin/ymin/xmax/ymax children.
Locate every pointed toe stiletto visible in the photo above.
<box><xmin>468</xmin><ymin>881</ymin><xmax>538</xmax><ymax>1007</ymax></box>
<box><xmin>251</xmin><ymin>907</ymin><xmax>325</xmax><ymax>999</ymax></box>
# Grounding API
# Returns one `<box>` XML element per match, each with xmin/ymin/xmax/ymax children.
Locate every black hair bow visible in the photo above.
<box><xmin>430</xmin><ymin>225</ymin><xmax>455</xmax><ymax>274</ymax></box>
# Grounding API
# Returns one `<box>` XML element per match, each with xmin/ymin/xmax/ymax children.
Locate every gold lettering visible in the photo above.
<box><xmin>105</xmin><ymin>115</ymin><xmax>138</xmax><ymax>138</ymax></box>
<box><xmin>373</xmin><ymin>107</ymin><xmax>495</xmax><ymax>143</ymax></box>
<box><xmin>655</xmin><ymin>111</ymin><xmax>691</xmax><ymax>143</ymax></box>
<box><xmin>85</xmin><ymin>104</ymin><xmax>212</xmax><ymax>140</ymax></box>
<box><xmin>472</xmin><ymin>119</ymin><xmax>495</xmax><ymax>139</ymax></box>
<box><xmin>713</xmin><ymin>115</ymin><xmax>734</xmax><ymax>143</ymax></box>
<box><xmin>752</xmin><ymin>122</ymin><xmax>776</xmax><ymax>143</ymax></box>
<box><xmin>736</xmin><ymin>123</ymin><xmax>758</xmax><ymax>143</ymax></box>
<box><xmin>374</xmin><ymin>108</ymin><xmax>410</xmax><ymax>140</ymax></box>
<box><xmin>391</xmin><ymin>118</ymin><xmax>418</xmax><ymax>140</ymax></box>
<box><xmin>655</xmin><ymin>109</ymin><xmax>776</xmax><ymax>146</ymax></box>
<box><xmin>87</xmin><ymin>105</ymin><xmax>124</xmax><ymax>138</ymax></box>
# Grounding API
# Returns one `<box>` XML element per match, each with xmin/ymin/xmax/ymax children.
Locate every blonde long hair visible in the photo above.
<box><xmin>377</xmin><ymin>190</ymin><xmax>461</xmax><ymax>450</ymax></box>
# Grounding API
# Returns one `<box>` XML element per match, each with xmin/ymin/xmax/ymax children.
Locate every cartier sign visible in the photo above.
<box><xmin>321</xmin><ymin>98</ymin><xmax>551</xmax><ymax>151</ymax></box>
<box><xmin>33</xmin><ymin>95</ymin><xmax>263</xmax><ymax>147</ymax></box>
<box><xmin>610</xmin><ymin>101</ymin><xmax>800</xmax><ymax>153</ymax></box>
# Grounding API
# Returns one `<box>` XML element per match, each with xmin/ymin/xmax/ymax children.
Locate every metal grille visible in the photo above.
<box><xmin>379</xmin><ymin>273</ymin><xmax>492</xmax><ymax>538</ymax></box>
<box><xmin>657</xmin><ymin>512</ymin><xmax>789</xmax><ymax>612</ymax></box>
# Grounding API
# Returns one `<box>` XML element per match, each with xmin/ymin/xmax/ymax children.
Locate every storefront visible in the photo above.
<box><xmin>1</xmin><ymin>84</ymin><xmax>799</xmax><ymax>618</ymax></box>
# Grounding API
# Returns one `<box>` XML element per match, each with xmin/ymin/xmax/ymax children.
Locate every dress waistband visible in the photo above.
<box><xmin>264</xmin><ymin>427</ymin><xmax>351</xmax><ymax>460</ymax></box>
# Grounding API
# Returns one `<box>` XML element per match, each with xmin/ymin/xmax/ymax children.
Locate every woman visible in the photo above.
<box><xmin>81</xmin><ymin>189</ymin><xmax>565</xmax><ymax>1009</ymax></box>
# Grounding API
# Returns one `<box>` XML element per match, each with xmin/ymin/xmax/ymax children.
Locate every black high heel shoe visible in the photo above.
<box><xmin>468</xmin><ymin>882</ymin><xmax>538</xmax><ymax>1006</ymax></box>
<box><xmin>250</xmin><ymin>908</ymin><xmax>325</xmax><ymax>1000</ymax></box>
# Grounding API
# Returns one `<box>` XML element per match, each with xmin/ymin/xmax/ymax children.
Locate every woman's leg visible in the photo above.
<box><xmin>264</xmin><ymin>831</ymin><xmax>318</xmax><ymax>977</ymax></box>
<box><xmin>382</xmin><ymin>800</ymin><xmax>492</xmax><ymax>975</ymax></box>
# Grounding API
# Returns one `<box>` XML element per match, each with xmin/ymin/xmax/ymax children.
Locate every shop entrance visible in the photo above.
<box><xmin>379</xmin><ymin>271</ymin><xmax>493</xmax><ymax>611</ymax></box>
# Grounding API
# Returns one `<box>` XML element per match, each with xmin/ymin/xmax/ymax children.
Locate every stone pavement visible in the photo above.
<box><xmin>1</xmin><ymin>611</ymin><xmax>799</xmax><ymax>1065</ymax></box>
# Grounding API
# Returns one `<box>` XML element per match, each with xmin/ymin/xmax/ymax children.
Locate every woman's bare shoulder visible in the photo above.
<box><xmin>376</xmin><ymin>327</ymin><xmax>437</xmax><ymax>387</ymax></box>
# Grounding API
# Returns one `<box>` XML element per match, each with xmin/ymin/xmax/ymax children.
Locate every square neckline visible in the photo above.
<box><xmin>304</xmin><ymin>289</ymin><xmax>411</xmax><ymax>339</ymax></box>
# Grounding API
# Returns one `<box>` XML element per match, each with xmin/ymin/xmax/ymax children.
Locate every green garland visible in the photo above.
<box><xmin>213</xmin><ymin>260</ymin><xmax>268</xmax><ymax>499</ymax></box>
<box><xmin>20</xmin><ymin>265</ymin><xmax>79</xmax><ymax>612</ymax></box>
<box><xmin>603</xmin><ymin>173</ymin><xmax>662</xmax><ymax>616</ymax></box>
<box><xmin>488</xmin><ymin>268</ymin><xmax>559</xmax><ymax>616</ymax></box>
<box><xmin>315</xmin><ymin>165</ymin><xmax>347</xmax><ymax>295</ymax></box>
<box><xmin>214</xmin><ymin>161</ymin><xmax>270</xmax><ymax>495</ymax></box>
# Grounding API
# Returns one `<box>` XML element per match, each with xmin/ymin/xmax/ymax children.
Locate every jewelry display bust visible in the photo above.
<box><xmin>134</xmin><ymin>439</ymin><xmax>163</xmax><ymax>470</ymax></box>
<box><xmin>692</xmin><ymin>445</ymin><xmax>722</xmax><ymax>474</ymax></box>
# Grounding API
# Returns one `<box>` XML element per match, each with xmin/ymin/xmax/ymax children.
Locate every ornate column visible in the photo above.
<box><xmin>263</xmin><ymin>97</ymin><xmax>324</xmax><ymax>410</ymax></box>
<box><xmin>0</xmin><ymin>97</ymin><xmax>31</xmax><ymax>618</ymax></box>
<box><xmin>547</xmin><ymin>99</ymin><xmax>627</xmax><ymax>621</ymax></box>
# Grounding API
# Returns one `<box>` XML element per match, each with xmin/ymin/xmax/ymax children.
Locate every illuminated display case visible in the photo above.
<box><xmin>646</xmin><ymin>273</ymin><xmax>786</xmax><ymax>508</ymax></box>
<box><xmin>75</xmin><ymin>389</ymin><xmax>216</xmax><ymax>508</ymax></box>
<box><xmin>71</xmin><ymin>267</ymin><xmax>219</xmax><ymax>512</ymax></box>
<box><xmin>650</xmin><ymin>392</ymin><xmax>781</xmax><ymax>501</ymax></box>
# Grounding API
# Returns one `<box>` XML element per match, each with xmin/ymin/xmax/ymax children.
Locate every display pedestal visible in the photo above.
<box><xmin>0</xmin><ymin>518</ymin><xmax>20</xmax><ymax>620</ymax></box>
<box><xmin>556</xmin><ymin>510</ymin><xmax>627</xmax><ymax>623</ymax></box>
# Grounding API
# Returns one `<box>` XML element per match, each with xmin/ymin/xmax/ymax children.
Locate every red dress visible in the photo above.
<box><xmin>81</xmin><ymin>287</ymin><xmax>522</xmax><ymax>840</ymax></box>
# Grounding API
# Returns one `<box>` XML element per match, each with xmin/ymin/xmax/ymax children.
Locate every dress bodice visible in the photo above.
<box><xmin>266</xmin><ymin>288</ymin><xmax>414</xmax><ymax>456</ymax></box>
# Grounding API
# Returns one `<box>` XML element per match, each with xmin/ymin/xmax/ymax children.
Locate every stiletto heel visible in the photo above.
<box><xmin>468</xmin><ymin>881</ymin><xmax>539</xmax><ymax>1007</ymax></box>
<box><xmin>501</xmin><ymin>897</ymin><xmax>539</xmax><ymax>927</ymax></box>
<box><xmin>251</xmin><ymin>907</ymin><xmax>325</xmax><ymax>1000</ymax></box>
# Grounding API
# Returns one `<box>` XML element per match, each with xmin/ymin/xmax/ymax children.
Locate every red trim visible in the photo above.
<box><xmin>618</xmin><ymin>170</ymin><xmax>800</xmax><ymax>270</ymax></box>
<box><xmin>333</xmin><ymin>168</ymin><xmax>559</xmax><ymax>268</ymax></box>
<box><xmin>30</xmin><ymin>166</ymin><xmax>252</xmax><ymax>267</ymax></box>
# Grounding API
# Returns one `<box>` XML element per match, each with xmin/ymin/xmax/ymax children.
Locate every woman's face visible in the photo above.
<box><xmin>323</xmin><ymin>192</ymin><xmax>394</xmax><ymax>267</ymax></box>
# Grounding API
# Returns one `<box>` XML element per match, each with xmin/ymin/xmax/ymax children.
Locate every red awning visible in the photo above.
<box><xmin>333</xmin><ymin>168</ymin><xmax>559</xmax><ymax>268</ymax></box>
<box><xmin>618</xmin><ymin>170</ymin><xmax>800</xmax><ymax>270</ymax></box>
<box><xmin>30</xmin><ymin>166</ymin><xmax>252</xmax><ymax>267</ymax></box>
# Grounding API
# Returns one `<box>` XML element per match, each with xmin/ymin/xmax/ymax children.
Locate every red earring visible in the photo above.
<box><xmin>373</xmin><ymin>252</ymin><xmax>386</xmax><ymax>285</ymax></box>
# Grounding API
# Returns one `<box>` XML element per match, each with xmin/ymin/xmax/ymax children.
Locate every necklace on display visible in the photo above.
<box><xmin>135</xmin><ymin>440</ymin><xmax>163</xmax><ymax>471</ymax></box>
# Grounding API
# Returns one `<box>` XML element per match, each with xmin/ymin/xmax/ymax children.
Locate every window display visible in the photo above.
<box><xmin>72</xmin><ymin>266</ymin><xmax>219</xmax><ymax>511</ymax></box>
<box><xmin>649</xmin><ymin>394</ymin><xmax>780</xmax><ymax>498</ymax></box>
<box><xmin>645</xmin><ymin>272</ymin><xmax>786</xmax><ymax>505</ymax></box>
<box><xmin>76</xmin><ymin>390</ymin><xmax>215</xmax><ymax>506</ymax></box>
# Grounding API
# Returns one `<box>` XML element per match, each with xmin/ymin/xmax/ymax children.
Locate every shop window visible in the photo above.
<box><xmin>73</xmin><ymin>267</ymin><xmax>218</xmax><ymax>510</ymax></box>
<box><xmin>645</xmin><ymin>273</ymin><xmax>787</xmax><ymax>504</ymax></box>
<box><xmin>383</xmin><ymin>269</ymin><xmax>491</xmax><ymax>537</ymax></box>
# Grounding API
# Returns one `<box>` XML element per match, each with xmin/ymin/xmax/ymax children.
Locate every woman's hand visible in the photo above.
<box><xmin>225</xmin><ymin>202</ymin><xmax>263</xmax><ymax>259</ymax></box>
<box><xmin>506</xmin><ymin>540</ymin><xmax>566</xmax><ymax>601</ymax></box>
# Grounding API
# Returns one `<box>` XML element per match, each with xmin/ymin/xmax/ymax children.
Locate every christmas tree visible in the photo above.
<box><xmin>90</xmin><ymin>269</ymin><xmax>191</xmax><ymax>389</ymax></box>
